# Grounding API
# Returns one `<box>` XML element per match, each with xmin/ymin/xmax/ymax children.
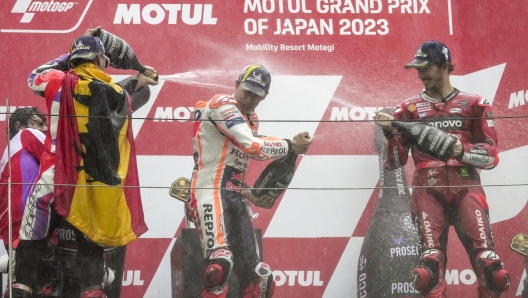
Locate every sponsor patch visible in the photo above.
<box><xmin>416</xmin><ymin>102</ymin><xmax>430</xmax><ymax>108</ymax></box>
<box><xmin>418</xmin><ymin>112</ymin><xmax>428</xmax><ymax>118</ymax></box>
<box><xmin>427</xmin><ymin>177</ymin><xmax>438</xmax><ymax>186</ymax></box>
<box><xmin>408</xmin><ymin>104</ymin><xmax>417</xmax><ymax>112</ymax></box>
<box><xmin>478</xmin><ymin>98</ymin><xmax>490</xmax><ymax>106</ymax></box>
<box><xmin>470</xmin><ymin>147</ymin><xmax>488</xmax><ymax>155</ymax></box>
<box><xmin>225</xmin><ymin>117</ymin><xmax>245</xmax><ymax>129</ymax></box>
<box><xmin>221</xmin><ymin>107</ymin><xmax>238</xmax><ymax>119</ymax></box>
<box><xmin>487</xmin><ymin>119</ymin><xmax>495</xmax><ymax>127</ymax></box>
<box><xmin>449</xmin><ymin>108</ymin><xmax>462</xmax><ymax>113</ymax></box>
<box><xmin>417</xmin><ymin>106</ymin><xmax>431</xmax><ymax>112</ymax></box>
<box><xmin>458</xmin><ymin>100</ymin><xmax>469</xmax><ymax>107</ymax></box>
<box><xmin>486</xmin><ymin>112</ymin><xmax>493</xmax><ymax>118</ymax></box>
<box><xmin>460</xmin><ymin>168</ymin><xmax>470</xmax><ymax>178</ymax></box>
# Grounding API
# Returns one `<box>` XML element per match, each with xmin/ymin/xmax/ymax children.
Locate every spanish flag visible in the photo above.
<box><xmin>54</xmin><ymin>65</ymin><xmax>148</xmax><ymax>247</ymax></box>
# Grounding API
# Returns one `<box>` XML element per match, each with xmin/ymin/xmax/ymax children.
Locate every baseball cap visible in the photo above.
<box><xmin>237</xmin><ymin>65</ymin><xmax>271</xmax><ymax>98</ymax></box>
<box><xmin>405</xmin><ymin>40</ymin><xmax>451</xmax><ymax>69</ymax></box>
<box><xmin>70</xmin><ymin>35</ymin><xmax>105</xmax><ymax>61</ymax></box>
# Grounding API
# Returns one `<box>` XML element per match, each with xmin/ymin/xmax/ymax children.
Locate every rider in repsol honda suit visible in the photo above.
<box><xmin>187</xmin><ymin>65</ymin><xmax>312</xmax><ymax>298</ymax></box>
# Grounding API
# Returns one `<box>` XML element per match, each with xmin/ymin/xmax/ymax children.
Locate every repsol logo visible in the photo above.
<box><xmin>203</xmin><ymin>204</ymin><xmax>215</xmax><ymax>252</ymax></box>
<box><xmin>426</xmin><ymin>119</ymin><xmax>464</xmax><ymax>129</ymax></box>
<box><xmin>261</xmin><ymin>147</ymin><xmax>287</xmax><ymax>155</ymax></box>
<box><xmin>114</xmin><ymin>4</ymin><xmax>217</xmax><ymax>25</ymax></box>
<box><xmin>273</xmin><ymin>270</ymin><xmax>324</xmax><ymax>287</ymax></box>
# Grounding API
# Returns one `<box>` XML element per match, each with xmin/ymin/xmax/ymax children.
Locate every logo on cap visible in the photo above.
<box><xmin>442</xmin><ymin>46</ymin><xmax>449</xmax><ymax>61</ymax></box>
<box><xmin>72</xmin><ymin>40</ymin><xmax>89</xmax><ymax>52</ymax></box>
<box><xmin>405</xmin><ymin>40</ymin><xmax>451</xmax><ymax>69</ymax></box>
<box><xmin>238</xmin><ymin>65</ymin><xmax>271</xmax><ymax>97</ymax></box>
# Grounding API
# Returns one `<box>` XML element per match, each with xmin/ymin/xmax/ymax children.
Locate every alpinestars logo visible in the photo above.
<box><xmin>1</xmin><ymin>0</ymin><xmax>92</xmax><ymax>33</ymax></box>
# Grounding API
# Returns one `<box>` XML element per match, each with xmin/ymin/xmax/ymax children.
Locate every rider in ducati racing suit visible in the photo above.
<box><xmin>374</xmin><ymin>40</ymin><xmax>510</xmax><ymax>298</ymax></box>
<box><xmin>187</xmin><ymin>65</ymin><xmax>312</xmax><ymax>298</ymax></box>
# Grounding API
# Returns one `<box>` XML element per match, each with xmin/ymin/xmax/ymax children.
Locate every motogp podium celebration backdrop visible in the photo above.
<box><xmin>2</xmin><ymin>0</ymin><xmax>528</xmax><ymax>297</ymax></box>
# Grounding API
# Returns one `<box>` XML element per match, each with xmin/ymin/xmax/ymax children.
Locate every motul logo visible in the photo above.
<box><xmin>113</xmin><ymin>4</ymin><xmax>217</xmax><ymax>25</ymax></box>
<box><xmin>11</xmin><ymin>0</ymin><xmax>75</xmax><ymax>23</ymax></box>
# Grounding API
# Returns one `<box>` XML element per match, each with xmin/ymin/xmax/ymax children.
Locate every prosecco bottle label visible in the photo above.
<box><xmin>392</xmin><ymin>121</ymin><xmax>456</xmax><ymax>161</ymax></box>
<box><xmin>251</xmin><ymin>152</ymin><xmax>297</xmax><ymax>199</ymax></box>
<box><xmin>95</xmin><ymin>28</ymin><xmax>146</xmax><ymax>73</ymax></box>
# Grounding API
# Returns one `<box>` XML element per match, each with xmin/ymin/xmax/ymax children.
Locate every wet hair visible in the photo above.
<box><xmin>434</xmin><ymin>61</ymin><xmax>456</xmax><ymax>73</ymax></box>
<box><xmin>8</xmin><ymin>107</ymin><xmax>46</xmax><ymax>139</ymax></box>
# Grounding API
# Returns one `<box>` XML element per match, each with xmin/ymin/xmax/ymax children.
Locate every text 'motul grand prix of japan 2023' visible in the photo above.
<box><xmin>1</xmin><ymin>0</ymin><xmax>528</xmax><ymax>297</ymax></box>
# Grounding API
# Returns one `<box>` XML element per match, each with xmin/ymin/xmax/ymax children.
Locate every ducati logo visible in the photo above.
<box><xmin>427</xmin><ymin>169</ymin><xmax>438</xmax><ymax>177</ymax></box>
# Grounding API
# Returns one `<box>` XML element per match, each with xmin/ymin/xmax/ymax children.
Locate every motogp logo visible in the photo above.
<box><xmin>2</xmin><ymin>0</ymin><xmax>92</xmax><ymax>33</ymax></box>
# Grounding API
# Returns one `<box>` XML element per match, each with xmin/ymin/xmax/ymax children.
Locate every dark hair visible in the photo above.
<box><xmin>434</xmin><ymin>61</ymin><xmax>456</xmax><ymax>73</ymax></box>
<box><xmin>8</xmin><ymin>107</ymin><xmax>46</xmax><ymax>139</ymax></box>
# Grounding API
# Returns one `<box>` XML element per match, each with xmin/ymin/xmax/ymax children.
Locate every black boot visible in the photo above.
<box><xmin>6</xmin><ymin>284</ymin><xmax>32</xmax><ymax>298</ymax></box>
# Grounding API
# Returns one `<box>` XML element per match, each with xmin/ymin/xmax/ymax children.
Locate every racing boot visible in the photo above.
<box><xmin>412</xmin><ymin>249</ymin><xmax>446</xmax><ymax>298</ymax></box>
<box><xmin>475</xmin><ymin>251</ymin><xmax>510</xmax><ymax>298</ymax></box>
<box><xmin>202</xmin><ymin>263</ymin><xmax>229</xmax><ymax>298</ymax></box>
<box><xmin>5</xmin><ymin>284</ymin><xmax>32</xmax><ymax>298</ymax></box>
<box><xmin>242</xmin><ymin>262</ymin><xmax>275</xmax><ymax>298</ymax></box>
<box><xmin>80</xmin><ymin>285</ymin><xmax>107</xmax><ymax>298</ymax></box>
<box><xmin>37</xmin><ymin>270</ymin><xmax>63</xmax><ymax>296</ymax></box>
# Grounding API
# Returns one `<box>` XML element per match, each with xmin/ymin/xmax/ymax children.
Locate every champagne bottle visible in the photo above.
<box><xmin>93</xmin><ymin>28</ymin><xmax>158</xmax><ymax>81</ymax></box>
<box><xmin>391</xmin><ymin>121</ymin><xmax>455</xmax><ymax>161</ymax></box>
<box><xmin>357</xmin><ymin>112</ymin><xmax>421</xmax><ymax>297</ymax></box>
<box><xmin>251</xmin><ymin>151</ymin><xmax>298</xmax><ymax>200</ymax></box>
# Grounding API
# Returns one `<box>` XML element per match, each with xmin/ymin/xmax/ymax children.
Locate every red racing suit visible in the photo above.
<box><xmin>383</xmin><ymin>89</ymin><xmax>502</xmax><ymax>296</ymax></box>
<box><xmin>0</xmin><ymin>128</ymin><xmax>45</xmax><ymax>244</ymax></box>
<box><xmin>188</xmin><ymin>94</ymin><xmax>290</xmax><ymax>297</ymax></box>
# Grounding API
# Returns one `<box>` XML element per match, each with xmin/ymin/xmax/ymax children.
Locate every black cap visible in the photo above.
<box><xmin>70</xmin><ymin>35</ymin><xmax>105</xmax><ymax>61</ymax></box>
<box><xmin>237</xmin><ymin>65</ymin><xmax>271</xmax><ymax>98</ymax></box>
<box><xmin>405</xmin><ymin>40</ymin><xmax>451</xmax><ymax>69</ymax></box>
